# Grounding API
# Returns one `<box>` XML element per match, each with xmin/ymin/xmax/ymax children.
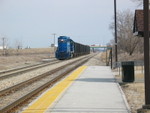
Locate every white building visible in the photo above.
<box><xmin>0</xmin><ymin>46</ymin><xmax>7</xmax><ymax>49</ymax></box>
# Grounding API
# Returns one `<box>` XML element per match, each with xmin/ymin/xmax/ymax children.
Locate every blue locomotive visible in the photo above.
<box><xmin>55</xmin><ymin>36</ymin><xmax>90</xmax><ymax>60</ymax></box>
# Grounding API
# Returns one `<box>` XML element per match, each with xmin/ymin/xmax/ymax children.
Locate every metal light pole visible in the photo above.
<box><xmin>114</xmin><ymin>0</ymin><xmax>118</xmax><ymax>62</ymax></box>
<box><xmin>2</xmin><ymin>37</ymin><xmax>6</xmax><ymax>56</ymax></box>
<box><xmin>143</xmin><ymin>0</ymin><xmax>150</xmax><ymax>107</ymax></box>
<box><xmin>52</xmin><ymin>33</ymin><xmax>56</xmax><ymax>52</ymax></box>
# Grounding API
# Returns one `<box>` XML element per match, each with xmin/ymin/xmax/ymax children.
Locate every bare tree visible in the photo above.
<box><xmin>14</xmin><ymin>39</ymin><xmax>23</xmax><ymax>50</ymax></box>
<box><xmin>109</xmin><ymin>10</ymin><xmax>141</xmax><ymax>56</ymax></box>
<box><xmin>131</xmin><ymin>0</ymin><xmax>150</xmax><ymax>6</ymax></box>
<box><xmin>14</xmin><ymin>39</ymin><xmax>23</xmax><ymax>55</ymax></box>
<box><xmin>131</xmin><ymin>0</ymin><xmax>143</xmax><ymax>6</ymax></box>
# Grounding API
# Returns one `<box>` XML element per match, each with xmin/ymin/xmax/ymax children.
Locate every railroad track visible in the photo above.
<box><xmin>0</xmin><ymin>59</ymin><xmax>60</xmax><ymax>80</ymax></box>
<box><xmin>0</xmin><ymin>55</ymin><xmax>93</xmax><ymax>113</ymax></box>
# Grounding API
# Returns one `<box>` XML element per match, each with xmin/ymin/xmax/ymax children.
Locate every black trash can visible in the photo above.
<box><xmin>121</xmin><ymin>61</ymin><xmax>134</xmax><ymax>82</ymax></box>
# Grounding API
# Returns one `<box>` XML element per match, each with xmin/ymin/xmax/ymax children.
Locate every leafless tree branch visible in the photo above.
<box><xmin>109</xmin><ymin>10</ymin><xmax>141</xmax><ymax>56</ymax></box>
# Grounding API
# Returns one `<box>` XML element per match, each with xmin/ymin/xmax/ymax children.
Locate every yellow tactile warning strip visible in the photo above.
<box><xmin>22</xmin><ymin>66</ymin><xmax>87</xmax><ymax>113</ymax></box>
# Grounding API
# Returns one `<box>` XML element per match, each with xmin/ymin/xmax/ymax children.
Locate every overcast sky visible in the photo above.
<box><xmin>0</xmin><ymin>0</ymin><xmax>139</xmax><ymax>48</ymax></box>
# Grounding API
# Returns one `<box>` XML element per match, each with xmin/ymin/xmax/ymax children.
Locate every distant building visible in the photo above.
<box><xmin>0</xmin><ymin>46</ymin><xmax>7</xmax><ymax>49</ymax></box>
<box><xmin>51</xmin><ymin>44</ymin><xmax>55</xmax><ymax>47</ymax></box>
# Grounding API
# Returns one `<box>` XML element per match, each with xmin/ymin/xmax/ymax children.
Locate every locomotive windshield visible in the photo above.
<box><xmin>58</xmin><ymin>39</ymin><xmax>66</xmax><ymax>43</ymax></box>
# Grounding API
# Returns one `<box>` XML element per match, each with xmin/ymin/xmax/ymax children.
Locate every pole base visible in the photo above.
<box><xmin>143</xmin><ymin>105</ymin><xmax>150</xmax><ymax>109</ymax></box>
<box><xmin>137</xmin><ymin>105</ymin><xmax>150</xmax><ymax>113</ymax></box>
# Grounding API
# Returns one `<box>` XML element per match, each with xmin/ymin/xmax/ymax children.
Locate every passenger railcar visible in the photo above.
<box><xmin>55</xmin><ymin>36</ymin><xmax>90</xmax><ymax>60</ymax></box>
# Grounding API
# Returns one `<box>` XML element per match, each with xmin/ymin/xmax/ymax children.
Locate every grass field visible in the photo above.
<box><xmin>0</xmin><ymin>48</ymin><xmax>55</xmax><ymax>70</ymax></box>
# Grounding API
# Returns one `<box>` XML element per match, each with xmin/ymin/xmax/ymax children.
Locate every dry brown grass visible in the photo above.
<box><xmin>118</xmin><ymin>53</ymin><xmax>144</xmax><ymax>61</ymax></box>
<box><xmin>0</xmin><ymin>48</ymin><xmax>55</xmax><ymax>70</ymax></box>
<box><xmin>121</xmin><ymin>83</ymin><xmax>144</xmax><ymax>113</ymax></box>
<box><xmin>100</xmin><ymin>52</ymin><xmax>106</xmax><ymax>63</ymax></box>
<box><xmin>113</xmin><ymin>66</ymin><xmax>146</xmax><ymax>113</ymax></box>
<box><xmin>100</xmin><ymin>51</ymin><xmax>110</xmax><ymax>63</ymax></box>
<box><xmin>136</xmin><ymin>73</ymin><xmax>144</xmax><ymax>79</ymax></box>
<box><xmin>0</xmin><ymin>47</ymin><xmax>56</xmax><ymax>56</ymax></box>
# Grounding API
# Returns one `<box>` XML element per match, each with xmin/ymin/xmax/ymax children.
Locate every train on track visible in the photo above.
<box><xmin>55</xmin><ymin>36</ymin><xmax>90</xmax><ymax>60</ymax></box>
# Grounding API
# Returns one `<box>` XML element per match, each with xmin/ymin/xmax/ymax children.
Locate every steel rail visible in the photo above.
<box><xmin>0</xmin><ymin>57</ymin><xmax>83</xmax><ymax>96</ymax></box>
<box><xmin>0</xmin><ymin>55</ymin><xmax>93</xmax><ymax>95</ymax></box>
<box><xmin>0</xmin><ymin>60</ymin><xmax>60</xmax><ymax>80</ymax></box>
<box><xmin>0</xmin><ymin>55</ymin><xmax>93</xmax><ymax>113</ymax></box>
<box><xmin>0</xmin><ymin>59</ymin><xmax>57</xmax><ymax>74</ymax></box>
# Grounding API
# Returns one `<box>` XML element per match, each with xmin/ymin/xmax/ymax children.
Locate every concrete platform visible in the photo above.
<box><xmin>46</xmin><ymin>66</ymin><xmax>131</xmax><ymax>113</ymax></box>
<box><xmin>22</xmin><ymin>66</ymin><xmax>131</xmax><ymax>113</ymax></box>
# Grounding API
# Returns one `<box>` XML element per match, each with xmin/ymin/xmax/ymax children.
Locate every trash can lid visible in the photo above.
<box><xmin>121</xmin><ymin>61</ymin><xmax>134</xmax><ymax>66</ymax></box>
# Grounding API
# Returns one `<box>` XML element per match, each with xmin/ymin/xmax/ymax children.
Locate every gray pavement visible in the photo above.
<box><xmin>46</xmin><ymin>66</ymin><xmax>131</xmax><ymax>113</ymax></box>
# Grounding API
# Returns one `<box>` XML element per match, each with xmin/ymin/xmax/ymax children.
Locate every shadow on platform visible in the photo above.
<box><xmin>74</xmin><ymin>78</ymin><xmax>115</xmax><ymax>83</ymax></box>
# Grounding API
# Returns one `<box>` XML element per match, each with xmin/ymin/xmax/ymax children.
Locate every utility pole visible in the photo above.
<box><xmin>143</xmin><ymin>0</ymin><xmax>150</xmax><ymax>108</ymax></box>
<box><xmin>2</xmin><ymin>37</ymin><xmax>6</xmax><ymax>56</ymax></box>
<box><xmin>114</xmin><ymin>0</ymin><xmax>118</xmax><ymax>62</ymax></box>
<box><xmin>52</xmin><ymin>33</ymin><xmax>56</xmax><ymax>54</ymax></box>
